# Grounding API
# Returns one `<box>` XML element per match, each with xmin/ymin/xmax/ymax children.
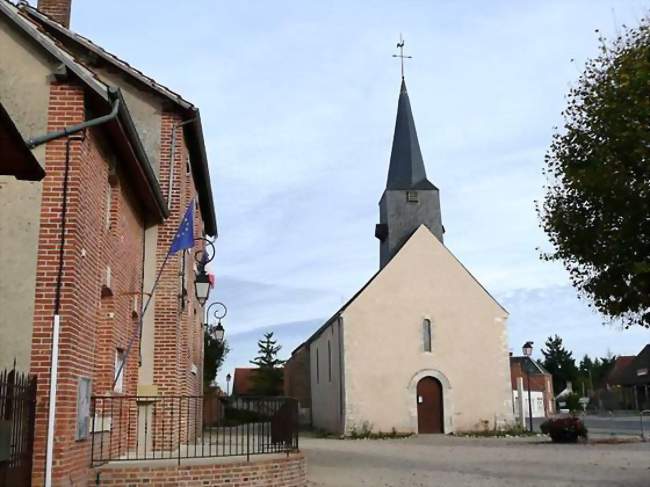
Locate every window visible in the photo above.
<box><xmin>114</xmin><ymin>348</ymin><xmax>125</xmax><ymax>393</ymax></box>
<box><xmin>316</xmin><ymin>347</ymin><xmax>320</xmax><ymax>384</ymax></box>
<box><xmin>406</xmin><ymin>191</ymin><xmax>419</xmax><ymax>203</ymax></box>
<box><xmin>423</xmin><ymin>319</ymin><xmax>432</xmax><ymax>352</ymax></box>
<box><xmin>327</xmin><ymin>340</ymin><xmax>332</xmax><ymax>382</ymax></box>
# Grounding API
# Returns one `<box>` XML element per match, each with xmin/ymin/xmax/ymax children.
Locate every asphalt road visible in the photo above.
<box><xmin>302</xmin><ymin>434</ymin><xmax>650</xmax><ymax>487</ymax></box>
<box><xmin>532</xmin><ymin>414</ymin><xmax>649</xmax><ymax>437</ymax></box>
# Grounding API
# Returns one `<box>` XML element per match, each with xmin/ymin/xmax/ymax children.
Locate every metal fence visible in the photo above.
<box><xmin>90</xmin><ymin>395</ymin><xmax>299</xmax><ymax>465</ymax></box>
<box><xmin>0</xmin><ymin>368</ymin><xmax>37</xmax><ymax>487</ymax></box>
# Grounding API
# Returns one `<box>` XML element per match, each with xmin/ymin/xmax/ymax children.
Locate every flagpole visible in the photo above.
<box><xmin>111</xmin><ymin>199</ymin><xmax>214</xmax><ymax>391</ymax></box>
<box><xmin>111</xmin><ymin>248</ymin><xmax>172</xmax><ymax>390</ymax></box>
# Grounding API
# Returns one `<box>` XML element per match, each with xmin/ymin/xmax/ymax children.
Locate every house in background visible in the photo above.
<box><xmin>510</xmin><ymin>355</ymin><xmax>555</xmax><ymax>419</ymax></box>
<box><xmin>232</xmin><ymin>368</ymin><xmax>257</xmax><ymax>396</ymax></box>
<box><xmin>284</xmin><ymin>343</ymin><xmax>311</xmax><ymax>424</ymax></box>
<box><xmin>232</xmin><ymin>367</ymin><xmax>285</xmax><ymax>397</ymax></box>
<box><xmin>607</xmin><ymin>345</ymin><xmax>650</xmax><ymax>410</ymax></box>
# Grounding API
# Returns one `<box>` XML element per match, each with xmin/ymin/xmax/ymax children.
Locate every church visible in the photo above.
<box><xmin>284</xmin><ymin>73</ymin><xmax>514</xmax><ymax>435</ymax></box>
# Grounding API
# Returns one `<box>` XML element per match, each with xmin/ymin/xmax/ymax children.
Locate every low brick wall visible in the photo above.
<box><xmin>90</xmin><ymin>453</ymin><xmax>306</xmax><ymax>486</ymax></box>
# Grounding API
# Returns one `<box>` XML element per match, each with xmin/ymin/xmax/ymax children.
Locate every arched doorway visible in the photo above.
<box><xmin>416</xmin><ymin>376</ymin><xmax>443</xmax><ymax>433</ymax></box>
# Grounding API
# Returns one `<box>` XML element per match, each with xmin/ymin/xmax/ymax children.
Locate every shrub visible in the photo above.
<box><xmin>540</xmin><ymin>415</ymin><xmax>588</xmax><ymax>443</ymax></box>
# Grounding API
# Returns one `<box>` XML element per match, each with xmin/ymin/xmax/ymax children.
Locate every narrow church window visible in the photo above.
<box><xmin>316</xmin><ymin>348</ymin><xmax>320</xmax><ymax>384</ymax></box>
<box><xmin>423</xmin><ymin>319</ymin><xmax>432</xmax><ymax>352</ymax></box>
<box><xmin>406</xmin><ymin>191</ymin><xmax>419</xmax><ymax>203</ymax></box>
<box><xmin>328</xmin><ymin>340</ymin><xmax>332</xmax><ymax>382</ymax></box>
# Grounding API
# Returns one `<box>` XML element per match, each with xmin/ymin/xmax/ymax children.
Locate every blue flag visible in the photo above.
<box><xmin>170</xmin><ymin>200</ymin><xmax>195</xmax><ymax>254</ymax></box>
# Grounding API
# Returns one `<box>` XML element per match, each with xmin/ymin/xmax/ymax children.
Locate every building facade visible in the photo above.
<box><xmin>510</xmin><ymin>356</ymin><xmax>555</xmax><ymax>419</ymax></box>
<box><xmin>286</xmin><ymin>77</ymin><xmax>514</xmax><ymax>435</ymax></box>
<box><xmin>0</xmin><ymin>1</ymin><xmax>216</xmax><ymax>484</ymax></box>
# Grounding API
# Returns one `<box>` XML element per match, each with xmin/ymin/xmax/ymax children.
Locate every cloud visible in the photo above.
<box><xmin>64</xmin><ymin>0</ymin><xmax>650</xmax><ymax>379</ymax></box>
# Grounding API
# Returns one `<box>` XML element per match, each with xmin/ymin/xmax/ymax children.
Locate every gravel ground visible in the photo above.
<box><xmin>301</xmin><ymin>434</ymin><xmax>650</xmax><ymax>487</ymax></box>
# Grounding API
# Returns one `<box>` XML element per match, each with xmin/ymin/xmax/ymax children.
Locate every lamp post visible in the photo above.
<box><xmin>522</xmin><ymin>341</ymin><xmax>534</xmax><ymax>432</ymax></box>
<box><xmin>226</xmin><ymin>373</ymin><xmax>231</xmax><ymax>396</ymax></box>
<box><xmin>193</xmin><ymin>237</ymin><xmax>215</xmax><ymax>306</ymax></box>
<box><xmin>204</xmin><ymin>301</ymin><xmax>227</xmax><ymax>342</ymax></box>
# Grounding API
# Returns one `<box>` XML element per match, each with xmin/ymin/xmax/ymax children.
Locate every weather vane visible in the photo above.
<box><xmin>392</xmin><ymin>34</ymin><xmax>412</xmax><ymax>79</ymax></box>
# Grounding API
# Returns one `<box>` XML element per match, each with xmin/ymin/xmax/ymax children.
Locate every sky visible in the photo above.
<box><xmin>50</xmin><ymin>0</ymin><xmax>650</xmax><ymax>386</ymax></box>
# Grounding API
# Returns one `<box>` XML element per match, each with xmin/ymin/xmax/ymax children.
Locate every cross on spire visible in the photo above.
<box><xmin>392</xmin><ymin>34</ymin><xmax>412</xmax><ymax>79</ymax></box>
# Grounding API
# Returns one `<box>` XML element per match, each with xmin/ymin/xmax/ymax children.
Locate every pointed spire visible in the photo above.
<box><xmin>386</xmin><ymin>79</ymin><xmax>436</xmax><ymax>190</ymax></box>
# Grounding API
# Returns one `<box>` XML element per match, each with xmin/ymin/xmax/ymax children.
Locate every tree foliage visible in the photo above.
<box><xmin>538</xmin><ymin>19</ymin><xmax>650</xmax><ymax>328</ymax></box>
<box><xmin>249</xmin><ymin>332</ymin><xmax>285</xmax><ymax>396</ymax></box>
<box><xmin>203</xmin><ymin>331</ymin><xmax>229</xmax><ymax>388</ymax></box>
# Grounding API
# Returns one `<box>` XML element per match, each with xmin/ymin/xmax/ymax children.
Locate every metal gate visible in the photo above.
<box><xmin>0</xmin><ymin>368</ymin><xmax>37</xmax><ymax>487</ymax></box>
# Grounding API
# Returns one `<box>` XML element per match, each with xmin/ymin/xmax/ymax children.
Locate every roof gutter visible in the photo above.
<box><xmin>26</xmin><ymin>95</ymin><xmax>120</xmax><ymax>148</ymax></box>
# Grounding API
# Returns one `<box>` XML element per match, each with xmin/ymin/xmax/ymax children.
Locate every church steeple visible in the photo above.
<box><xmin>386</xmin><ymin>79</ymin><xmax>436</xmax><ymax>191</ymax></box>
<box><xmin>375</xmin><ymin>77</ymin><xmax>444</xmax><ymax>268</ymax></box>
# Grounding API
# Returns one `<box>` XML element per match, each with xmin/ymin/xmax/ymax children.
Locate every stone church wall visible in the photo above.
<box><xmin>341</xmin><ymin>226</ymin><xmax>514</xmax><ymax>434</ymax></box>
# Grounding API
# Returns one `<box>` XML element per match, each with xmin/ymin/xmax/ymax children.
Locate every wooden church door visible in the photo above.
<box><xmin>416</xmin><ymin>377</ymin><xmax>443</xmax><ymax>433</ymax></box>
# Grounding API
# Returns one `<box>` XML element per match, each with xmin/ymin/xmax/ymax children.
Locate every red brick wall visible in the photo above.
<box><xmin>153</xmin><ymin>112</ymin><xmax>204</xmax><ymax>400</ymax></box>
<box><xmin>89</xmin><ymin>454</ymin><xmax>307</xmax><ymax>487</ymax></box>
<box><xmin>30</xmin><ymin>82</ymin><xmax>146</xmax><ymax>486</ymax></box>
<box><xmin>37</xmin><ymin>0</ymin><xmax>72</xmax><ymax>27</ymax></box>
<box><xmin>510</xmin><ymin>361</ymin><xmax>555</xmax><ymax>416</ymax></box>
<box><xmin>284</xmin><ymin>346</ymin><xmax>311</xmax><ymax>409</ymax></box>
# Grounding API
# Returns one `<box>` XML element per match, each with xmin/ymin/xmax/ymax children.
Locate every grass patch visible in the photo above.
<box><xmin>454</xmin><ymin>425</ymin><xmax>539</xmax><ymax>438</ymax></box>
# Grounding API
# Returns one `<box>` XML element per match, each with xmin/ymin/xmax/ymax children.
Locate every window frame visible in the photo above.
<box><xmin>423</xmin><ymin>319</ymin><xmax>432</xmax><ymax>352</ymax></box>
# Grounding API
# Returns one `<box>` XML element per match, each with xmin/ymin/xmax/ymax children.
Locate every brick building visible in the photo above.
<box><xmin>510</xmin><ymin>356</ymin><xmax>555</xmax><ymax>419</ymax></box>
<box><xmin>0</xmin><ymin>1</ymin><xmax>217</xmax><ymax>484</ymax></box>
<box><xmin>284</xmin><ymin>343</ymin><xmax>311</xmax><ymax>424</ymax></box>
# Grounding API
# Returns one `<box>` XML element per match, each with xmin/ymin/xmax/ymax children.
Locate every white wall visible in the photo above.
<box><xmin>513</xmin><ymin>390</ymin><xmax>546</xmax><ymax>418</ymax></box>
<box><xmin>0</xmin><ymin>17</ymin><xmax>55</xmax><ymax>371</ymax></box>
<box><xmin>340</xmin><ymin>225</ymin><xmax>514</xmax><ymax>434</ymax></box>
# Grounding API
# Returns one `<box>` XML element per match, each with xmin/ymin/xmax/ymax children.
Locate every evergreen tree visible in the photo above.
<box><xmin>249</xmin><ymin>332</ymin><xmax>285</xmax><ymax>396</ymax></box>
<box><xmin>541</xmin><ymin>335</ymin><xmax>578</xmax><ymax>395</ymax></box>
<box><xmin>203</xmin><ymin>332</ymin><xmax>229</xmax><ymax>388</ymax></box>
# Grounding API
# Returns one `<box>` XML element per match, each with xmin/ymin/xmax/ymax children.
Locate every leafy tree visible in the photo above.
<box><xmin>249</xmin><ymin>332</ymin><xmax>285</xmax><ymax>396</ymax></box>
<box><xmin>203</xmin><ymin>331</ymin><xmax>229</xmax><ymax>388</ymax></box>
<box><xmin>537</xmin><ymin>19</ymin><xmax>650</xmax><ymax>328</ymax></box>
<box><xmin>541</xmin><ymin>335</ymin><xmax>578</xmax><ymax>395</ymax></box>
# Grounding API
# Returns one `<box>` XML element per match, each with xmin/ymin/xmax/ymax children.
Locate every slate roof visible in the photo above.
<box><xmin>0</xmin><ymin>101</ymin><xmax>45</xmax><ymax>180</ymax></box>
<box><xmin>18</xmin><ymin>2</ymin><xmax>217</xmax><ymax>236</ymax></box>
<box><xmin>510</xmin><ymin>356</ymin><xmax>551</xmax><ymax>376</ymax></box>
<box><xmin>386</xmin><ymin>79</ymin><xmax>437</xmax><ymax>191</ymax></box>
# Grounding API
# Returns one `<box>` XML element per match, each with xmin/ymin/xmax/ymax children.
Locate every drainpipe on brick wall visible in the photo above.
<box><xmin>27</xmin><ymin>97</ymin><xmax>120</xmax><ymax>487</ymax></box>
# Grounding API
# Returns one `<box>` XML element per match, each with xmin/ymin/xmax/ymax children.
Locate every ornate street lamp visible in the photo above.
<box><xmin>194</xmin><ymin>269</ymin><xmax>211</xmax><ymax>306</ymax></box>
<box><xmin>204</xmin><ymin>301</ymin><xmax>227</xmax><ymax>342</ymax></box>
<box><xmin>522</xmin><ymin>341</ymin><xmax>534</xmax><ymax>432</ymax></box>
<box><xmin>193</xmin><ymin>237</ymin><xmax>215</xmax><ymax>306</ymax></box>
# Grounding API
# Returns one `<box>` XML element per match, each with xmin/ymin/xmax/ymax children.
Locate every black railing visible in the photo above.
<box><xmin>90</xmin><ymin>395</ymin><xmax>299</xmax><ymax>465</ymax></box>
<box><xmin>0</xmin><ymin>368</ymin><xmax>37</xmax><ymax>487</ymax></box>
